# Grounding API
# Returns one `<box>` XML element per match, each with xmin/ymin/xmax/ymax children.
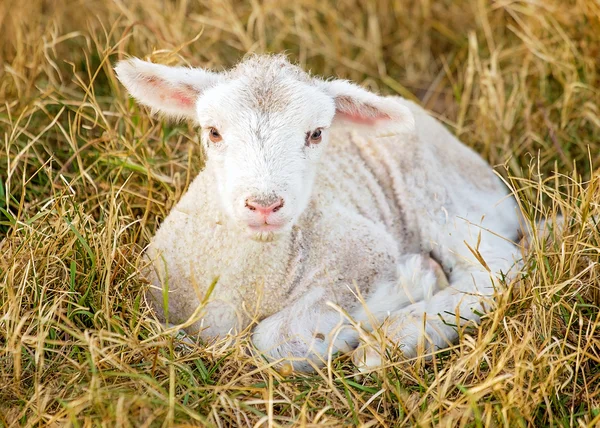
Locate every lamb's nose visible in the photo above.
<box><xmin>245</xmin><ymin>197</ymin><xmax>284</xmax><ymax>216</ymax></box>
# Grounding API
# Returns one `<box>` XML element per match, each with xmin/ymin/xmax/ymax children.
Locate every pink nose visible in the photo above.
<box><xmin>245</xmin><ymin>198</ymin><xmax>284</xmax><ymax>216</ymax></box>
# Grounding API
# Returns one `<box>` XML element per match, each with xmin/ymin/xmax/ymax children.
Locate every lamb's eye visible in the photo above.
<box><xmin>208</xmin><ymin>127</ymin><xmax>222</xmax><ymax>143</ymax></box>
<box><xmin>306</xmin><ymin>129</ymin><xmax>322</xmax><ymax>145</ymax></box>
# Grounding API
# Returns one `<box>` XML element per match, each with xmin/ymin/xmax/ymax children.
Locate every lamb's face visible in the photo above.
<box><xmin>115</xmin><ymin>54</ymin><xmax>415</xmax><ymax>242</ymax></box>
<box><xmin>195</xmin><ymin>77</ymin><xmax>336</xmax><ymax>240</ymax></box>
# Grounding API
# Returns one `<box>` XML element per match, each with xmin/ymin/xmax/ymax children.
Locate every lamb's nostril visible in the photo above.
<box><xmin>245</xmin><ymin>197</ymin><xmax>285</xmax><ymax>215</ymax></box>
<box><xmin>272</xmin><ymin>200</ymin><xmax>284</xmax><ymax>212</ymax></box>
<box><xmin>245</xmin><ymin>199</ymin><xmax>256</xmax><ymax>211</ymax></box>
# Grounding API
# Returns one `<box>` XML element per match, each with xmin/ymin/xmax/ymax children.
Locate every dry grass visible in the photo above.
<box><xmin>1</xmin><ymin>0</ymin><xmax>599</xmax><ymax>426</ymax></box>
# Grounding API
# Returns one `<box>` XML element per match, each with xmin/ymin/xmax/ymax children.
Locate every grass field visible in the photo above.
<box><xmin>1</xmin><ymin>0</ymin><xmax>600</xmax><ymax>426</ymax></box>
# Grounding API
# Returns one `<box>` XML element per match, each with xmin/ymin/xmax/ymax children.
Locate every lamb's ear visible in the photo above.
<box><xmin>319</xmin><ymin>79</ymin><xmax>414</xmax><ymax>130</ymax></box>
<box><xmin>114</xmin><ymin>58</ymin><xmax>221</xmax><ymax>120</ymax></box>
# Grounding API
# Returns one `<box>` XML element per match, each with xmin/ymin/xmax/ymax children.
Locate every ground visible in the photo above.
<box><xmin>1</xmin><ymin>0</ymin><xmax>599</xmax><ymax>426</ymax></box>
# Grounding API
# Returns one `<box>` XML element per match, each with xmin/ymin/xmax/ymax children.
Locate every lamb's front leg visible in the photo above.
<box><xmin>252</xmin><ymin>254</ymin><xmax>446</xmax><ymax>373</ymax></box>
<box><xmin>251</xmin><ymin>287</ymin><xmax>360</xmax><ymax>373</ymax></box>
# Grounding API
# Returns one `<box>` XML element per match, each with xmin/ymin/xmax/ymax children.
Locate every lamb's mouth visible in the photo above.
<box><xmin>248</xmin><ymin>223</ymin><xmax>283</xmax><ymax>232</ymax></box>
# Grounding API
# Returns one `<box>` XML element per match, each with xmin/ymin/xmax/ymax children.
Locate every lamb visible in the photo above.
<box><xmin>115</xmin><ymin>54</ymin><xmax>523</xmax><ymax>372</ymax></box>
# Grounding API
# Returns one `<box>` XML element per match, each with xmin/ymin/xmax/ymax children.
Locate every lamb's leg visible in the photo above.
<box><xmin>251</xmin><ymin>287</ymin><xmax>360</xmax><ymax>373</ymax></box>
<box><xmin>252</xmin><ymin>254</ymin><xmax>445</xmax><ymax>373</ymax></box>
<box><xmin>351</xmin><ymin>253</ymin><xmax>449</xmax><ymax>368</ymax></box>
<box><xmin>354</xmin><ymin>241</ymin><xmax>520</xmax><ymax>369</ymax></box>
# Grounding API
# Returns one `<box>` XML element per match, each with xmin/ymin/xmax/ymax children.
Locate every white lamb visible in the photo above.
<box><xmin>115</xmin><ymin>54</ymin><xmax>522</xmax><ymax>372</ymax></box>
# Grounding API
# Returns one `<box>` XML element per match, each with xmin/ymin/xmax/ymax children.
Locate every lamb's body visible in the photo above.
<box><xmin>144</xmin><ymin>98</ymin><xmax>521</xmax><ymax>369</ymax></box>
<box><xmin>116</xmin><ymin>54</ymin><xmax>521</xmax><ymax>371</ymax></box>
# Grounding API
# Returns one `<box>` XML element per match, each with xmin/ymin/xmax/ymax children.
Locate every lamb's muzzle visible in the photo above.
<box><xmin>116</xmin><ymin>53</ymin><xmax>524</xmax><ymax>373</ymax></box>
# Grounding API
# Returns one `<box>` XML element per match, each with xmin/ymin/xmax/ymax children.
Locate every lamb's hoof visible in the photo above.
<box><xmin>428</xmin><ymin>257</ymin><xmax>449</xmax><ymax>289</ymax></box>
<box><xmin>352</xmin><ymin>341</ymin><xmax>383</xmax><ymax>371</ymax></box>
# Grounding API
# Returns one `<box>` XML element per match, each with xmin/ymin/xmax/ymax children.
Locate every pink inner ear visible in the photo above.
<box><xmin>337</xmin><ymin>111</ymin><xmax>388</xmax><ymax>125</ymax></box>
<box><xmin>334</xmin><ymin>97</ymin><xmax>391</xmax><ymax>125</ymax></box>
<box><xmin>170</xmin><ymin>91</ymin><xmax>194</xmax><ymax>107</ymax></box>
<box><xmin>144</xmin><ymin>76</ymin><xmax>195</xmax><ymax>108</ymax></box>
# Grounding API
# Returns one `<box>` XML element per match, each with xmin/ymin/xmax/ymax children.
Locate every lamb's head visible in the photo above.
<box><xmin>115</xmin><ymin>54</ymin><xmax>414</xmax><ymax>240</ymax></box>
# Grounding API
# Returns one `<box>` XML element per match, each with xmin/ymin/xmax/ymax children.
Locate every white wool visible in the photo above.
<box><xmin>116</xmin><ymin>54</ymin><xmax>522</xmax><ymax>372</ymax></box>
